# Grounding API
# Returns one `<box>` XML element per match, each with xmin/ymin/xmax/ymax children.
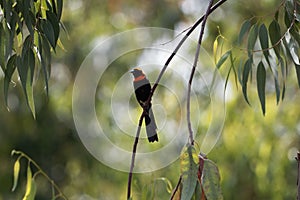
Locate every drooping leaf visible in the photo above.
<box><xmin>273</xmin><ymin>66</ymin><xmax>281</xmax><ymax>104</ymax></box>
<box><xmin>238</xmin><ymin>20</ymin><xmax>251</xmax><ymax>45</ymax></box>
<box><xmin>193</xmin><ymin>180</ymin><xmax>203</xmax><ymax>200</ymax></box>
<box><xmin>229</xmin><ymin>53</ymin><xmax>238</xmax><ymax>89</ymax></box>
<box><xmin>284</xmin><ymin>4</ymin><xmax>294</xmax><ymax>29</ymax></box>
<box><xmin>39</xmin><ymin>33</ymin><xmax>51</xmax><ymax>95</ymax></box>
<box><xmin>41</xmin><ymin>19</ymin><xmax>56</xmax><ymax>49</ymax></box>
<box><xmin>259</xmin><ymin>24</ymin><xmax>270</xmax><ymax>62</ymax></box>
<box><xmin>0</xmin><ymin>24</ymin><xmax>5</xmax><ymax>71</ymax></box>
<box><xmin>20</xmin><ymin>42</ymin><xmax>36</xmax><ymax>118</ymax></box>
<box><xmin>285</xmin><ymin>34</ymin><xmax>300</xmax><ymax>65</ymax></box>
<box><xmin>23</xmin><ymin>163</ymin><xmax>36</xmax><ymax>200</ymax></box>
<box><xmin>216</xmin><ymin>50</ymin><xmax>231</xmax><ymax>69</ymax></box>
<box><xmin>213</xmin><ymin>37</ymin><xmax>218</xmax><ymax>64</ymax></box>
<box><xmin>201</xmin><ymin>159</ymin><xmax>223</xmax><ymax>200</ymax></box>
<box><xmin>295</xmin><ymin>64</ymin><xmax>300</xmax><ymax>88</ymax></box>
<box><xmin>279</xmin><ymin>57</ymin><xmax>287</xmax><ymax>100</ymax></box>
<box><xmin>11</xmin><ymin>158</ymin><xmax>20</xmax><ymax>192</ymax></box>
<box><xmin>242</xmin><ymin>58</ymin><xmax>253</xmax><ymax>105</ymax></box>
<box><xmin>256</xmin><ymin>61</ymin><xmax>266</xmax><ymax>115</ymax></box>
<box><xmin>237</xmin><ymin>60</ymin><xmax>244</xmax><ymax>85</ymax></box>
<box><xmin>180</xmin><ymin>145</ymin><xmax>198</xmax><ymax>200</ymax></box>
<box><xmin>4</xmin><ymin>54</ymin><xmax>17</xmax><ymax>107</ymax></box>
<box><xmin>46</xmin><ymin>10</ymin><xmax>60</xmax><ymax>49</ymax></box>
<box><xmin>269</xmin><ymin>20</ymin><xmax>282</xmax><ymax>58</ymax></box>
<box><xmin>56</xmin><ymin>0</ymin><xmax>63</xmax><ymax>20</ymax></box>
<box><xmin>247</xmin><ymin>24</ymin><xmax>259</xmax><ymax>55</ymax></box>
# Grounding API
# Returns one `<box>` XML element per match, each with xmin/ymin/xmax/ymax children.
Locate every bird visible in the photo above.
<box><xmin>130</xmin><ymin>68</ymin><xmax>158</xmax><ymax>142</ymax></box>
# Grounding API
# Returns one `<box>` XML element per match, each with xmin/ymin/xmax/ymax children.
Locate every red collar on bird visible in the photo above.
<box><xmin>134</xmin><ymin>75</ymin><xmax>146</xmax><ymax>82</ymax></box>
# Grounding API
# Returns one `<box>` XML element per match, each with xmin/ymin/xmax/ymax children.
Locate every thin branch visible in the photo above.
<box><xmin>169</xmin><ymin>175</ymin><xmax>182</xmax><ymax>200</ymax></box>
<box><xmin>126</xmin><ymin>0</ymin><xmax>228</xmax><ymax>198</ymax></box>
<box><xmin>187</xmin><ymin>0</ymin><xmax>214</xmax><ymax>145</ymax></box>
<box><xmin>11</xmin><ymin>150</ymin><xmax>68</xmax><ymax>200</ymax></box>
<box><xmin>127</xmin><ymin>113</ymin><xmax>145</xmax><ymax>199</ymax></box>
<box><xmin>149</xmin><ymin>0</ymin><xmax>228</xmax><ymax>102</ymax></box>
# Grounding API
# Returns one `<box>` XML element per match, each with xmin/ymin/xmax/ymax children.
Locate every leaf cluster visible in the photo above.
<box><xmin>215</xmin><ymin>0</ymin><xmax>300</xmax><ymax>115</ymax></box>
<box><xmin>11</xmin><ymin>150</ymin><xmax>67</xmax><ymax>200</ymax></box>
<box><xmin>0</xmin><ymin>0</ymin><xmax>63</xmax><ymax>118</ymax></box>
<box><xmin>170</xmin><ymin>145</ymin><xmax>223</xmax><ymax>200</ymax></box>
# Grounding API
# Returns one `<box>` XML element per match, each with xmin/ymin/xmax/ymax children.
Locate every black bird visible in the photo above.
<box><xmin>130</xmin><ymin>68</ymin><xmax>158</xmax><ymax>142</ymax></box>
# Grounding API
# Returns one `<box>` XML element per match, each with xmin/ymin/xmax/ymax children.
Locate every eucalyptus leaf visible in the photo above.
<box><xmin>201</xmin><ymin>159</ymin><xmax>223</xmax><ymax>200</ymax></box>
<box><xmin>180</xmin><ymin>145</ymin><xmax>198</xmax><ymax>200</ymax></box>
<box><xmin>247</xmin><ymin>24</ymin><xmax>259</xmax><ymax>55</ymax></box>
<box><xmin>11</xmin><ymin>158</ymin><xmax>20</xmax><ymax>192</ymax></box>
<box><xmin>269</xmin><ymin>20</ymin><xmax>282</xmax><ymax>58</ymax></box>
<box><xmin>4</xmin><ymin>54</ymin><xmax>17</xmax><ymax>107</ymax></box>
<box><xmin>259</xmin><ymin>24</ymin><xmax>270</xmax><ymax>62</ymax></box>
<box><xmin>238</xmin><ymin>20</ymin><xmax>251</xmax><ymax>45</ymax></box>
<box><xmin>256</xmin><ymin>62</ymin><xmax>266</xmax><ymax>115</ymax></box>
<box><xmin>242</xmin><ymin>58</ymin><xmax>253</xmax><ymax>105</ymax></box>
<box><xmin>216</xmin><ymin>50</ymin><xmax>231</xmax><ymax>69</ymax></box>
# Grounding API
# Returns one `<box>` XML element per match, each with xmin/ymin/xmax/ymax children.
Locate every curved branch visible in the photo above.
<box><xmin>126</xmin><ymin>0</ymin><xmax>228</xmax><ymax>198</ymax></box>
<box><xmin>187</xmin><ymin>0</ymin><xmax>214</xmax><ymax>145</ymax></box>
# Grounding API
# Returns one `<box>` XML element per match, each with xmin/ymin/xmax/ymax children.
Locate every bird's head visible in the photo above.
<box><xmin>130</xmin><ymin>68</ymin><xmax>145</xmax><ymax>78</ymax></box>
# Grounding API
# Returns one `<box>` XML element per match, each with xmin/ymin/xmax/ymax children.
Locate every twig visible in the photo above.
<box><xmin>169</xmin><ymin>175</ymin><xmax>182</xmax><ymax>200</ymax></box>
<box><xmin>11</xmin><ymin>150</ymin><xmax>68</xmax><ymax>200</ymax></box>
<box><xmin>187</xmin><ymin>0</ymin><xmax>214</xmax><ymax>145</ymax></box>
<box><xmin>149</xmin><ymin>0</ymin><xmax>228</xmax><ymax>100</ymax></box>
<box><xmin>127</xmin><ymin>113</ymin><xmax>145</xmax><ymax>199</ymax></box>
<box><xmin>126</xmin><ymin>0</ymin><xmax>228</xmax><ymax>198</ymax></box>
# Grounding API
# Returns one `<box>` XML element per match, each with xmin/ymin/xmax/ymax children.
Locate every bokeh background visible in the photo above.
<box><xmin>1</xmin><ymin>0</ymin><xmax>299</xmax><ymax>199</ymax></box>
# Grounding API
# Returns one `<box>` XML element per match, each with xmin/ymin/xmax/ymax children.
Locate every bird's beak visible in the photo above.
<box><xmin>130</xmin><ymin>69</ymin><xmax>134</xmax><ymax>73</ymax></box>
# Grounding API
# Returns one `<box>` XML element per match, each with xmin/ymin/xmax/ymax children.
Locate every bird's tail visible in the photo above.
<box><xmin>145</xmin><ymin>108</ymin><xmax>158</xmax><ymax>142</ymax></box>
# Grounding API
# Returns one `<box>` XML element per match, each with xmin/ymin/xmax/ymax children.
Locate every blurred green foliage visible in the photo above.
<box><xmin>0</xmin><ymin>0</ymin><xmax>299</xmax><ymax>199</ymax></box>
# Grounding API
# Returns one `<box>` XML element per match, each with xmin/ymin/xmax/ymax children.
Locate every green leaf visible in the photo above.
<box><xmin>11</xmin><ymin>158</ymin><xmax>20</xmax><ymax>192</ymax></box>
<box><xmin>259</xmin><ymin>24</ymin><xmax>270</xmax><ymax>62</ymax></box>
<box><xmin>284</xmin><ymin>6</ymin><xmax>293</xmax><ymax>29</ymax></box>
<box><xmin>4</xmin><ymin>54</ymin><xmax>17</xmax><ymax>107</ymax></box>
<box><xmin>39</xmin><ymin>33</ymin><xmax>51</xmax><ymax>95</ymax></box>
<box><xmin>193</xmin><ymin>181</ymin><xmax>203</xmax><ymax>200</ymax></box>
<box><xmin>237</xmin><ymin>60</ymin><xmax>244</xmax><ymax>85</ymax></box>
<box><xmin>269</xmin><ymin>20</ymin><xmax>282</xmax><ymax>58</ymax></box>
<box><xmin>0</xmin><ymin>24</ymin><xmax>5</xmax><ymax>71</ymax></box>
<box><xmin>273</xmin><ymin>67</ymin><xmax>280</xmax><ymax>104</ymax></box>
<box><xmin>295</xmin><ymin>64</ymin><xmax>300</xmax><ymax>88</ymax></box>
<box><xmin>247</xmin><ymin>24</ymin><xmax>259</xmax><ymax>55</ymax></box>
<box><xmin>242</xmin><ymin>58</ymin><xmax>252</xmax><ymax>105</ymax></box>
<box><xmin>23</xmin><ymin>163</ymin><xmax>36</xmax><ymax>200</ymax></box>
<box><xmin>213</xmin><ymin>37</ymin><xmax>218</xmax><ymax>64</ymax></box>
<box><xmin>18</xmin><ymin>37</ymin><xmax>36</xmax><ymax>118</ymax></box>
<box><xmin>201</xmin><ymin>159</ymin><xmax>223</xmax><ymax>200</ymax></box>
<box><xmin>256</xmin><ymin>61</ymin><xmax>266</xmax><ymax>115</ymax></box>
<box><xmin>41</xmin><ymin>19</ymin><xmax>56</xmax><ymax>49</ymax></box>
<box><xmin>57</xmin><ymin>0</ymin><xmax>63</xmax><ymax>20</ymax></box>
<box><xmin>46</xmin><ymin>11</ymin><xmax>60</xmax><ymax>49</ymax></box>
<box><xmin>279</xmin><ymin>57</ymin><xmax>287</xmax><ymax>100</ymax></box>
<box><xmin>180</xmin><ymin>145</ymin><xmax>198</xmax><ymax>200</ymax></box>
<box><xmin>238</xmin><ymin>20</ymin><xmax>251</xmax><ymax>45</ymax></box>
<box><xmin>216</xmin><ymin>50</ymin><xmax>231</xmax><ymax>69</ymax></box>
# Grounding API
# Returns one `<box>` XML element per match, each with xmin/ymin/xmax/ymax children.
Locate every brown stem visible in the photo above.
<box><xmin>127</xmin><ymin>114</ymin><xmax>144</xmax><ymax>199</ymax></box>
<box><xmin>187</xmin><ymin>0</ymin><xmax>214</xmax><ymax>145</ymax></box>
<box><xmin>127</xmin><ymin>0</ymin><xmax>228</xmax><ymax>198</ymax></box>
<box><xmin>149</xmin><ymin>0</ymin><xmax>228</xmax><ymax>102</ymax></box>
<box><xmin>169</xmin><ymin>175</ymin><xmax>182</xmax><ymax>200</ymax></box>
